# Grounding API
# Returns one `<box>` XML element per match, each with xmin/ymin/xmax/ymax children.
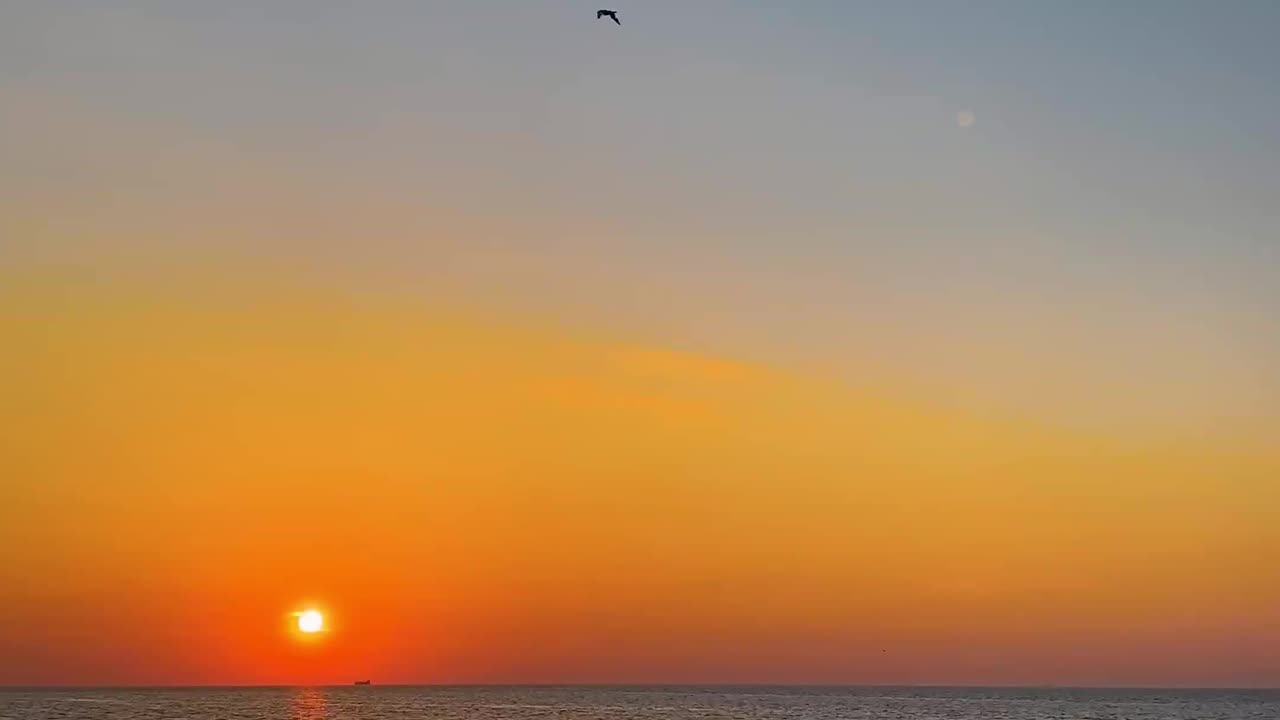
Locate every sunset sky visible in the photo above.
<box><xmin>2</xmin><ymin>1</ymin><xmax>1279</xmax><ymax>687</ymax></box>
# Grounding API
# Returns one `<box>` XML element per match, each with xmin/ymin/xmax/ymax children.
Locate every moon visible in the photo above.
<box><xmin>956</xmin><ymin>110</ymin><xmax>976</xmax><ymax>128</ymax></box>
<box><xmin>297</xmin><ymin>609</ymin><xmax>324</xmax><ymax>633</ymax></box>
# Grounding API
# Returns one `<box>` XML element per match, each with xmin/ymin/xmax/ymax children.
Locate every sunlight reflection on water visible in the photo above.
<box><xmin>290</xmin><ymin>687</ymin><xmax>328</xmax><ymax>720</ymax></box>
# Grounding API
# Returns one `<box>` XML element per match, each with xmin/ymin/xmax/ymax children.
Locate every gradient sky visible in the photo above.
<box><xmin>2</xmin><ymin>1</ymin><xmax>1279</xmax><ymax>686</ymax></box>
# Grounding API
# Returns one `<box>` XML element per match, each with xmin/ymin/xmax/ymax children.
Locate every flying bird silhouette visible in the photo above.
<box><xmin>597</xmin><ymin>9</ymin><xmax>621</xmax><ymax>25</ymax></box>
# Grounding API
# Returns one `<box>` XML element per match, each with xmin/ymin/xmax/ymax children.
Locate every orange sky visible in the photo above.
<box><xmin>5</xmin><ymin>0</ymin><xmax>1280</xmax><ymax>688</ymax></box>
<box><xmin>2</xmin><ymin>269</ymin><xmax>1277</xmax><ymax>686</ymax></box>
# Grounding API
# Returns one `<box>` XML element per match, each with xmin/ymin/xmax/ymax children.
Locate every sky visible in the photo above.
<box><xmin>1</xmin><ymin>1</ymin><xmax>1278</xmax><ymax>687</ymax></box>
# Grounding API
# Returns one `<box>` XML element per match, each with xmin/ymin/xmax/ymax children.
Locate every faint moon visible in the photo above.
<box><xmin>956</xmin><ymin>110</ymin><xmax>976</xmax><ymax>128</ymax></box>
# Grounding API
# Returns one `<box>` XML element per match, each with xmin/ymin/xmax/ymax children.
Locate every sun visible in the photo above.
<box><xmin>296</xmin><ymin>609</ymin><xmax>325</xmax><ymax>634</ymax></box>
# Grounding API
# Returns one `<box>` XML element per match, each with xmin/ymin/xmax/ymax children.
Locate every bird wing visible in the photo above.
<box><xmin>612</xmin><ymin>14</ymin><xmax>621</xmax><ymax>24</ymax></box>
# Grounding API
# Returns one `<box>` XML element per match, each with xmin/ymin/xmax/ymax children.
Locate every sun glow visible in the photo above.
<box><xmin>296</xmin><ymin>610</ymin><xmax>324</xmax><ymax>634</ymax></box>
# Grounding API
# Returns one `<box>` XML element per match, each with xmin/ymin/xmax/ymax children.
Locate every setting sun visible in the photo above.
<box><xmin>296</xmin><ymin>610</ymin><xmax>324</xmax><ymax>634</ymax></box>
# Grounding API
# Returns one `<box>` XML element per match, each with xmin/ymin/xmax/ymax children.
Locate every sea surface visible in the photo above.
<box><xmin>3</xmin><ymin>686</ymin><xmax>1279</xmax><ymax>720</ymax></box>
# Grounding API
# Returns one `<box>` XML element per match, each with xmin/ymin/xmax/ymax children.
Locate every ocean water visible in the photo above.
<box><xmin>2</xmin><ymin>685</ymin><xmax>1278</xmax><ymax>720</ymax></box>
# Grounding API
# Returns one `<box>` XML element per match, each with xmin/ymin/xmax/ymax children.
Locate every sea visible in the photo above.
<box><xmin>2</xmin><ymin>685</ymin><xmax>1278</xmax><ymax>720</ymax></box>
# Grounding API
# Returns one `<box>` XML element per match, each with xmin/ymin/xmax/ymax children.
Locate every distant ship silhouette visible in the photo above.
<box><xmin>354</xmin><ymin>680</ymin><xmax>372</xmax><ymax>686</ymax></box>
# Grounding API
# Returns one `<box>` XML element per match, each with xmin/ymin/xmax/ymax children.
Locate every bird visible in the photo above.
<box><xmin>597</xmin><ymin>9</ymin><xmax>621</xmax><ymax>25</ymax></box>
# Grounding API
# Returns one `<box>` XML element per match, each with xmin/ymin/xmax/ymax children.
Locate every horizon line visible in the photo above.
<box><xmin>4</xmin><ymin>683</ymin><xmax>1279</xmax><ymax>691</ymax></box>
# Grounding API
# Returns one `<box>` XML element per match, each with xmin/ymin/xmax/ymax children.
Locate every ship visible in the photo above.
<box><xmin>354</xmin><ymin>680</ymin><xmax>372</xmax><ymax>686</ymax></box>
